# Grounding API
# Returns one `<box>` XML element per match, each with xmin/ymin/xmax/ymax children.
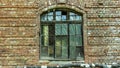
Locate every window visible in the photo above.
<box><xmin>40</xmin><ymin>9</ymin><xmax>84</xmax><ymax>60</ymax></box>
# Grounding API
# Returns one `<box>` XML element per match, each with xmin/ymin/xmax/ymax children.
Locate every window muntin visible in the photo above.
<box><xmin>40</xmin><ymin>10</ymin><xmax>83</xmax><ymax>60</ymax></box>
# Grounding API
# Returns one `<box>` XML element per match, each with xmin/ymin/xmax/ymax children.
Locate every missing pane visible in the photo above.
<box><xmin>62</xmin><ymin>11</ymin><xmax>67</xmax><ymax>15</ymax></box>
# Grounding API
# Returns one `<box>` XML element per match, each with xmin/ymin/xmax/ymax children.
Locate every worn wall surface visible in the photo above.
<box><xmin>85</xmin><ymin>0</ymin><xmax>120</xmax><ymax>63</ymax></box>
<box><xmin>0</xmin><ymin>0</ymin><xmax>39</xmax><ymax>67</ymax></box>
<box><xmin>0</xmin><ymin>0</ymin><xmax>120</xmax><ymax>67</ymax></box>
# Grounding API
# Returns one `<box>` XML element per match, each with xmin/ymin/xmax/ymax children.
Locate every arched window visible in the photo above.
<box><xmin>40</xmin><ymin>9</ymin><xmax>84</xmax><ymax>60</ymax></box>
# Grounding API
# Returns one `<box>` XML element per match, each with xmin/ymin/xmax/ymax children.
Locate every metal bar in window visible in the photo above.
<box><xmin>68</xmin><ymin>24</ymin><xmax>70</xmax><ymax>59</ymax></box>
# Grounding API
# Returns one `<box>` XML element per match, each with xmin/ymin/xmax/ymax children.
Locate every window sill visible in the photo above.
<box><xmin>39</xmin><ymin>60</ymin><xmax>85</xmax><ymax>65</ymax></box>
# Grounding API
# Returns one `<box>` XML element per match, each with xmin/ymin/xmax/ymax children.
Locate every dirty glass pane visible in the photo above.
<box><xmin>41</xmin><ymin>46</ymin><xmax>48</xmax><ymax>56</ymax></box>
<box><xmin>55</xmin><ymin>37</ymin><xmax>62</xmax><ymax>58</ymax></box>
<box><xmin>41</xmin><ymin>14</ymin><xmax>47</xmax><ymax>21</ymax></box>
<box><xmin>70</xmin><ymin>12</ymin><xmax>76</xmax><ymax>15</ymax></box>
<box><xmin>48</xmin><ymin>46</ymin><xmax>54</xmax><ymax>57</ymax></box>
<box><xmin>61</xmin><ymin>24</ymin><xmax>67</xmax><ymax>35</ymax></box>
<box><xmin>43</xmin><ymin>26</ymin><xmax>49</xmax><ymax>46</ymax></box>
<box><xmin>61</xmin><ymin>37</ymin><xmax>68</xmax><ymax>58</ymax></box>
<box><xmin>76</xmin><ymin>15</ymin><xmax>82</xmax><ymax>21</ymax></box>
<box><xmin>55</xmin><ymin>36</ymin><xmax>68</xmax><ymax>59</ymax></box>
<box><xmin>70</xmin><ymin>15</ymin><xmax>76</xmax><ymax>20</ymax></box>
<box><xmin>48</xmin><ymin>15</ymin><xmax>53</xmax><ymax>21</ymax></box>
<box><xmin>69</xmin><ymin>24</ymin><xmax>76</xmax><ymax>35</ymax></box>
<box><xmin>56</xmin><ymin>11</ymin><xmax>61</xmax><ymax>21</ymax></box>
<box><xmin>42</xmin><ymin>36</ymin><xmax>49</xmax><ymax>46</ymax></box>
<box><xmin>48</xmin><ymin>12</ymin><xmax>53</xmax><ymax>15</ymax></box>
<box><xmin>70</xmin><ymin>46</ymin><xmax>76</xmax><ymax>59</ymax></box>
<box><xmin>76</xmin><ymin>24</ymin><xmax>81</xmax><ymax>34</ymax></box>
<box><xmin>55</xmin><ymin>24</ymin><xmax>61</xmax><ymax>35</ymax></box>
<box><xmin>56</xmin><ymin>15</ymin><xmax>61</xmax><ymax>21</ymax></box>
<box><xmin>43</xmin><ymin>26</ymin><xmax>48</xmax><ymax>35</ymax></box>
<box><xmin>56</xmin><ymin>11</ymin><xmax>61</xmax><ymax>15</ymax></box>
<box><xmin>70</xmin><ymin>35</ymin><xmax>76</xmax><ymax>59</ymax></box>
<box><xmin>55</xmin><ymin>24</ymin><xmax>67</xmax><ymax>35</ymax></box>
<box><xmin>41</xmin><ymin>26</ymin><xmax>49</xmax><ymax>46</ymax></box>
<box><xmin>76</xmin><ymin>35</ymin><xmax>82</xmax><ymax>46</ymax></box>
<box><xmin>62</xmin><ymin>15</ymin><xmax>66</xmax><ymax>21</ymax></box>
<box><xmin>70</xmin><ymin>12</ymin><xmax>76</xmax><ymax>20</ymax></box>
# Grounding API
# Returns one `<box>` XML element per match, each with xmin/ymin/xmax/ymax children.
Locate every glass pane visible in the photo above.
<box><xmin>76</xmin><ymin>35</ymin><xmax>82</xmax><ymax>46</ymax></box>
<box><xmin>75</xmin><ymin>36</ymin><xmax>82</xmax><ymax>46</ymax></box>
<box><xmin>56</xmin><ymin>11</ymin><xmax>61</xmax><ymax>15</ymax></box>
<box><xmin>48</xmin><ymin>12</ymin><xmax>53</xmax><ymax>15</ymax></box>
<box><xmin>70</xmin><ymin>15</ymin><xmax>76</xmax><ymax>20</ymax></box>
<box><xmin>70</xmin><ymin>34</ymin><xmax>76</xmax><ymax>60</ymax></box>
<box><xmin>55</xmin><ymin>37</ymin><xmax>62</xmax><ymax>58</ymax></box>
<box><xmin>70</xmin><ymin>12</ymin><xmax>76</xmax><ymax>15</ymax></box>
<box><xmin>70</xmin><ymin>35</ymin><xmax>76</xmax><ymax>46</ymax></box>
<box><xmin>43</xmin><ymin>26</ymin><xmax>48</xmax><ymax>35</ymax></box>
<box><xmin>76</xmin><ymin>24</ymin><xmax>81</xmax><ymax>34</ymax></box>
<box><xmin>70</xmin><ymin>46</ymin><xmax>76</xmax><ymax>59</ymax></box>
<box><xmin>61</xmin><ymin>24</ymin><xmax>67</xmax><ymax>35</ymax></box>
<box><xmin>43</xmin><ymin>36</ymin><xmax>49</xmax><ymax>46</ymax></box>
<box><xmin>41</xmin><ymin>14</ymin><xmax>47</xmax><ymax>21</ymax></box>
<box><xmin>55</xmin><ymin>24</ymin><xmax>61</xmax><ymax>35</ymax></box>
<box><xmin>62</xmin><ymin>37</ymin><xmax>68</xmax><ymax>58</ymax></box>
<box><xmin>48</xmin><ymin>15</ymin><xmax>53</xmax><ymax>21</ymax></box>
<box><xmin>76</xmin><ymin>15</ymin><xmax>82</xmax><ymax>20</ymax></box>
<box><xmin>56</xmin><ymin>15</ymin><xmax>61</xmax><ymax>21</ymax></box>
<box><xmin>55</xmin><ymin>36</ymin><xmax>68</xmax><ymax>59</ymax></box>
<box><xmin>41</xmin><ymin>26</ymin><xmax>49</xmax><ymax>46</ymax></box>
<box><xmin>62</xmin><ymin>15</ymin><xmax>66</xmax><ymax>21</ymax></box>
<box><xmin>70</xmin><ymin>24</ymin><xmax>76</xmax><ymax>35</ymax></box>
<box><xmin>48</xmin><ymin>46</ymin><xmax>54</xmax><ymax>57</ymax></box>
<box><xmin>41</xmin><ymin>46</ymin><xmax>48</xmax><ymax>56</ymax></box>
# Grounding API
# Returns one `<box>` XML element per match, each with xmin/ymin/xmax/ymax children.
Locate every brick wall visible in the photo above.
<box><xmin>0</xmin><ymin>0</ymin><xmax>39</xmax><ymax>67</ymax></box>
<box><xmin>85</xmin><ymin>0</ymin><xmax>120</xmax><ymax>63</ymax></box>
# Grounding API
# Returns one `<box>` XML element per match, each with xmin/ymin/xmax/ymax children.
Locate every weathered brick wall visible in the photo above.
<box><xmin>85</xmin><ymin>0</ymin><xmax>120</xmax><ymax>63</ymax></box>
<box><xmin>0</xmin><ymin>0</ymin><xmax>39</xmax><ymax>67</ymax></box>
<box><xmin>0</xmin><ymin>0</ymin><xmax>120</xmax><ymax>67</ymax></box>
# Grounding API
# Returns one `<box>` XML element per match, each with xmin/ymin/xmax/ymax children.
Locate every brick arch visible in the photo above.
<box><xmin>39</xmin><ymin>4</ymin><xmax>85</xmax><ymax>15</ymax></box>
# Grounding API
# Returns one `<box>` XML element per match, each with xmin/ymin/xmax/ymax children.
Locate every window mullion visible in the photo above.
<box><xmin>68</xmin><ymin>24</ymin><xmax>70</xmax><ymax>59</ymax></box>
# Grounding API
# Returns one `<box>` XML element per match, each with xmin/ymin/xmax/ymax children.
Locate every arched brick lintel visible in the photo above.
<box><xmin>38</xmin><ymin>4</ymin><xmax>86</xmax><ymax>15</ymax></box>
